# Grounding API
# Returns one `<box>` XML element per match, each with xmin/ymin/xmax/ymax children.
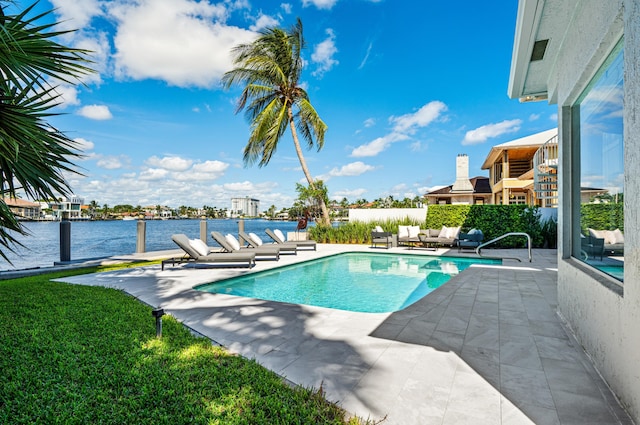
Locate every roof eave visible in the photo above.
<box><xmin>508</xmin><ymin>0</ymin><xmax>548</xmax><ymax>101</ymax></box>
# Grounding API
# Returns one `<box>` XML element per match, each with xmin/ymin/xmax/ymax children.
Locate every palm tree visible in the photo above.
<box><xmin>222</xmin><ymin>18</ymin><xmax>331</xmax><ymax>226</ymax></box>
<box><xmin>0</xmin><ymin>2</ymin><xmax>93</xmax><ymax>261</ymax></box>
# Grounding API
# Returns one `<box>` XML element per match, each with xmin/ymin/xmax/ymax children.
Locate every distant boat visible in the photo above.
<box><xmin>122</xmin><ymin>216</ymin><xmax>137</xmax><ymax>221</ymax></box>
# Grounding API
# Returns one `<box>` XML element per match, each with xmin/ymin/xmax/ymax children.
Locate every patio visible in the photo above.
<box><xmin>59</xmin><ymin>245</ymin><xmax>632</xmax><ymax>425</ymax></box>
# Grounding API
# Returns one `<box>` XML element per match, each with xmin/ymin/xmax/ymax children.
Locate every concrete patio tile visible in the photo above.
<box><xmin>429</xmin><ymin>330</ymin><xmax>465</xmax><ymax>353</ymax></box>
<box><xmin>552</xmin><ymin>389</ymin><xmax>621</xmax><ymax>425</ymax></box>
<box><xmin>499</xmin><ymin>308</ymin><xmax>531</xmax><ymax>326</ymax></box>
<box><xmin>471</xmin><ymin>300</ymin><xmax>499</xmax><ymax>316</ymax></box>
<box><xmin>501</xmin><ymin>397</ymin><xmax>560</xmax><ymax>425</ymax></box>
<box><xmin>463</xmin><ymin>314</ymin><xmax>500</xmax><ymax>349</ymax></box>
<box><xmin>500</xmin><ymin>335</ymin><xmax>543</xmax><ymax>371</ymax></box>
<box><xmin>530</xmin><ymin>319</ymin><xmax>570</xmax><ymax>339</ymax></box>
<box><xmin>500</xmin><ymin>364</ymin><xmax>555</xmax><ymax>410</ymax></box>
<box><xmin>534</xmin><ymin>334</ymin><xmax>583</xmax><ymax>363</ymax></box>
<box><xmin>441</xmin><ymin>367</ymin><xmax>502</xmax><ymax>425</ymax></box>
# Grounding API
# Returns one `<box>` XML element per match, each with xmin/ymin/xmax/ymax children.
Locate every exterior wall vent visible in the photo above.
<box><xmin>530</xmin><ymin>39</ymin><xmax>549</xmax><ymax>62</ymax></box>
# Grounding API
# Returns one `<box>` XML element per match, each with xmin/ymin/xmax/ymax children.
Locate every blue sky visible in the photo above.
<box><xmin>25</xmin><ymin>0</ymin><xmax>555</xmax><ymax>210</ymax></box>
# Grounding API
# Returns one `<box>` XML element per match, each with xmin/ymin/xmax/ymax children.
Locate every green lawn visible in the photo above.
<box><xmin>0</xmin><ymin>265</ymin><xmax>371</xmax><ymax>424</ymax></box>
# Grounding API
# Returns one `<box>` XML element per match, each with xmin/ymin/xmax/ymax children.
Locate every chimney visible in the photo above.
<box><xmin>451</xmin><ymin>154</ymin><xmax>474</xmax><ymax>192</ymax></box>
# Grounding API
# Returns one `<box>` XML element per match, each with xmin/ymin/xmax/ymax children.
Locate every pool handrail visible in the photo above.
<box><xmin>475</xmin><ymin>232</ymin><xmax>532</xmax><ymax>262</ymax></box>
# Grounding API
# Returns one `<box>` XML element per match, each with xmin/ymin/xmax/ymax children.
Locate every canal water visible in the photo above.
<box><xmin>1</xmin><ymin>219</ymin><xmax>304</xmax><ymax>271</ymax></box>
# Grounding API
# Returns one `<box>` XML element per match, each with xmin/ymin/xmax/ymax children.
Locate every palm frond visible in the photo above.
<box><xmin>0</xmin><ymin>3</ymin><xmax>94</xmax><ymax>91</ymax></box>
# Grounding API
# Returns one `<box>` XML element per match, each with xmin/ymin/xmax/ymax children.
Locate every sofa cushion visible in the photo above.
<box><xmin>374</xmin><ymin>225</ymin><xmax>384</xmax><ymax>233</ymax></box>
<box><xmin>408</xmin><ymin>225</ymin><xmax>420</xmax><ymax>238</ymax></box>
<box><xmin>398</xmin><ymin>225</ymin><xmax>410</xmax><ymax>238</ymax></box>
<box><xmin>612</xmin><ymin>228</ymin><xmax>624</xmax><ymax>244</ymax></box>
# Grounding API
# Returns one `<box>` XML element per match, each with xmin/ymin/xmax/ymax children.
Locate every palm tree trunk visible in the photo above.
<box><xmin>287</xmin><ymin>108</ymin><xmax>331</xmax><ymax>226</ymax></box>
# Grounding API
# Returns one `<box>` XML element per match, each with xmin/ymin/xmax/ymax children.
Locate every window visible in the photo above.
<box><xmin>575</xmin><ymin>43</ymin><xmax>624</xmax><ymax>282</ymax></box>
<box><xmin>509</xmin><ymin>193</ymin><xmax>526</xmax><ymax>205</ymax></box>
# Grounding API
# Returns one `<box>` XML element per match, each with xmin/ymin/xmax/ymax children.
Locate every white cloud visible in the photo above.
<box><xmin>50</xmin><ymin>0</ymin><xmax>103</xmax><ymax>32</ymax></box>
<box><xmin>328</xmin><ymin>161</ymin><xmax>375</xmax><ymax>177</ymax></box>
<box><xmin>77</xmin><ymin>104</ymin><xmax>113</xmax><ymax>120</ymax></box>
<box><xmin>391</xmin><ymin>101</ymin><xmax>447</xmax><ymax>134</ymax></box>
<box><xmin>250</xmin><ymin>14</ymin><xmax>280</xmax><ymax>31</ymax></box>
<box><xmin>311</xmin><ymin>29</ymin><xmax>338</xmax><ymax>77</ymax></box>
<box><xmin>109</xmin><ymin>0</ymin><xmax>256</xmax><ymax>88</ymax></box>
<box><xmin>223</xmin><ymin>181</ymin><xmax>257</xmax><ymax>192</ymax></box>
<box><xmin>139</xmin><ymin>168</ymin><xmax>170</xmax><ymax>181</ymax></box>
<box><xmin>332</xmin><ymin>188</ymin><xmax>368</xmax><ymax>199</ymax></box>
<box><xmin>74</xmin><ymin>137</ymin><xmax>95</xmax><ymax>152</ymax></box>
<box><xmin>363</xmin><ymin>118</ymin><xmax>375</xmax><ymax>128</ymax></box>
<box><xmin>350</xmin><ymin>132</ymin><xmax>409</xmax><ymax>157</ymax></box>
<box><xmin>97</xmin><ymin>156</ymin><xmax>125</xmax><ymax>170</ymax></box>
<box><xmin>529</xmin><ymin>113</ymin><xmax>541</xmax><ymax>121</ymax></box>
<box><xmin>358</xmin><ymin>42</ymin><xmax>373</xmax><ymax>70</ymax></box>
<box><xmin>281</xmin><ymin>3</ymin><xmax>293</xmax><ymax>13</ymax></box>
<box><xmin>146</xmin><ymin>155</ymin><xmax>193</xmax><ymax>171</ymax></box>
<box><xmin>302</xmin><ymin>0</ymin><xmax>338</xmax><ymax>9</ymax></box>
<box><xmin>462</xmin><ymin>119</ymin><xmax>522</xmax><ymax>145</ymax></box>
<box><xmin>192</xmin><ymin>160</ymin><xmax>229</xmax><ymax>175</ymax></box>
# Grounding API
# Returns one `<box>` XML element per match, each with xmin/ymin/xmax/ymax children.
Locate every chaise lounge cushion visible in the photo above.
<box><xmin>189</xmin><ymin>238</ymin><xmax>210</xmax><ymax>256</ymax></box>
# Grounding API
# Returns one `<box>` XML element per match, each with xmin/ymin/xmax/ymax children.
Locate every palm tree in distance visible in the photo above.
<box><xmin>222</xmin><ymin>18</ymin><xmax>331</xmax><ymax>226</ymax></box>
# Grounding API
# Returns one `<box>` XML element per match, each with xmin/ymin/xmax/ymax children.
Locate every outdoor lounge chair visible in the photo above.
<box><xmin>163</xmin><ymin>234</ymin><xmax>255</xmax><ymax>270</ymax></box>
<box><xmin>238</xmin><ymin>231</ymin><xmax>297</xmax><ymax>255</ymax></box>
<box><xmin>265</xmin><ymin>228</ymin><xmax>317</xmax><ymax>251</ymax></box>
<box><xmin>211</xmin><ymin>231</ymin><xmax>280</xmax><ymax>261</ymax></box>
<box><xmin>457</xmin><ymin>229</ymin><xmax>484</xmax><ymax>252</ymax></box>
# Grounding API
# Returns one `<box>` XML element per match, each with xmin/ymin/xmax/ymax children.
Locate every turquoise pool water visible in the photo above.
<box><xmin>196</xmin><ymin>252</ymin><xmax>501</xmax><ymax>313</ymax></box>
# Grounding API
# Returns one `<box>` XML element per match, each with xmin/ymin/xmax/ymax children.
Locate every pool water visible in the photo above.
<box><xmin>196</xmin><ymin>252</ymin><xmax>501</xmax><ymax>313</ymax></box>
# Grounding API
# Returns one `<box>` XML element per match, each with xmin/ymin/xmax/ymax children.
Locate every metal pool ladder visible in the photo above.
<box><xmin>475</xmin><ymin>232</ymin><xmax>532</xmax><ymax>262</ymax></box>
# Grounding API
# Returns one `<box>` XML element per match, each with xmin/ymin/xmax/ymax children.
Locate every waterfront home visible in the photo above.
<box><xmin>424</xmin><ymin>154</ymin><xmax>492</xmax><ymax>205</ymax></box>
<box><xmin>3</xmin><ymin>197</ymin><xmax>41</xmax><ymax>220</ymax></box>
<box><xmin>481</xmin><ymin>128</ymin><xmax>558</xmax><ymax>207</ymax></box>
<box><xmin>509</xmin><ymin>0</ymin><xmax>639</xmax><ymax>421</ymax></box>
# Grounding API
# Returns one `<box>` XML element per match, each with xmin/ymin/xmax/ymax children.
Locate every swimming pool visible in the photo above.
<box><xmin>196</xmin><ymin>252</ymin><xmax>501</xmax><ymax>313</ymax></box>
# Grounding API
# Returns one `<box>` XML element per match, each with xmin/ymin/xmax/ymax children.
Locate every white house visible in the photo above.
<box><xmin>509</xmin><ymin>0</ymin><xmax>639</xmax><ymax>421</ymax></box>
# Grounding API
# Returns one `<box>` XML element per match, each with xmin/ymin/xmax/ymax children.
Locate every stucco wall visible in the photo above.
<box><xmin>555</xmin><ymin>0</ymin><xmax>640</xmax><ymax>420</ymax></box>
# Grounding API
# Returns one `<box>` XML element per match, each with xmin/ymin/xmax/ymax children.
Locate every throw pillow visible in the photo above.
<box><xmin>447</xmin><ymin>226</ymin><xmax>461</xmax><ymax>239</ymax></box>
<box><xmin>274</xmin><ymin>229</ymin><xmax>286</xmax><ymax>242</ymax></box>
<box><xmin>248</xmin><ymin>232</ymin><xmax>263</xmax><ymax>246</ymax></box>
<box><xmin>408</xmin><ymin>225</ymin><xmax>420</xmax><ymax>238</ymax></box>
<box><xmin>398</xmin><ymin>226</ymin><xmax>409</xmax><ymax>238</ymax></box>
<box><xmin>225</xmin><ymin>234</ymin><xmax>241</xmax><ymax>251</ymax></box>
<box><xmin>589</xmin><ymin>228</ymin><xmax>604</xmax><ymax>239</ymax></box>
<box><xmin>604</xmin><ymin>230</ymin><xmax>617</xmax><ymax>245</ymax></box>
<box><xmin>189</xmin><ymin>238</ymin><xmax>209</xmax><ymax>257</ymax></box>
<box><xmin>374</xmin><ymin>225</ymin><xmax>384</xmax><ymax>233</ymax></box>
<box><xmin>438</xmin><ymin>226</ymin><xmax>448</xmax><ymax>238</ymax></box>
<box><xmin>613</xmin><ymin>228</ymin><xmax>625</xmax><ymax>244</ymax></box>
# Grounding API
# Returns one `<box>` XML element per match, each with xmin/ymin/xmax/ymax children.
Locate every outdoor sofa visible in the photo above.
<box><xmin>588</xmin><ymin>228</ymin><xmax>624</xmax><ymax>255</ymax></box>
<box><xmin>399</xmin><ymin>225</ymin><xmax>460</xmax><ymax>249</ymax></box>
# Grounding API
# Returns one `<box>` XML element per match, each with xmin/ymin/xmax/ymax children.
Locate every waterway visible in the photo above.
<box><xmin>1</xmin><ymin>219</ymin><xmax>304</xmax><ymax>271</ymax></box>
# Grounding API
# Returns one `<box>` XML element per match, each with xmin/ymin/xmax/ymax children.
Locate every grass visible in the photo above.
<box><xmin>0</xmin><ymin>264</ymin><xmax>373</xmax><ymax>424</ymax></box>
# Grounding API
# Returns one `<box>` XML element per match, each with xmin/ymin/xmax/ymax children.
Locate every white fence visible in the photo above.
<box><xmin>348</xmin><ymin>208</ymin><xmax>427</xmax><ymax>223</ymax></box>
